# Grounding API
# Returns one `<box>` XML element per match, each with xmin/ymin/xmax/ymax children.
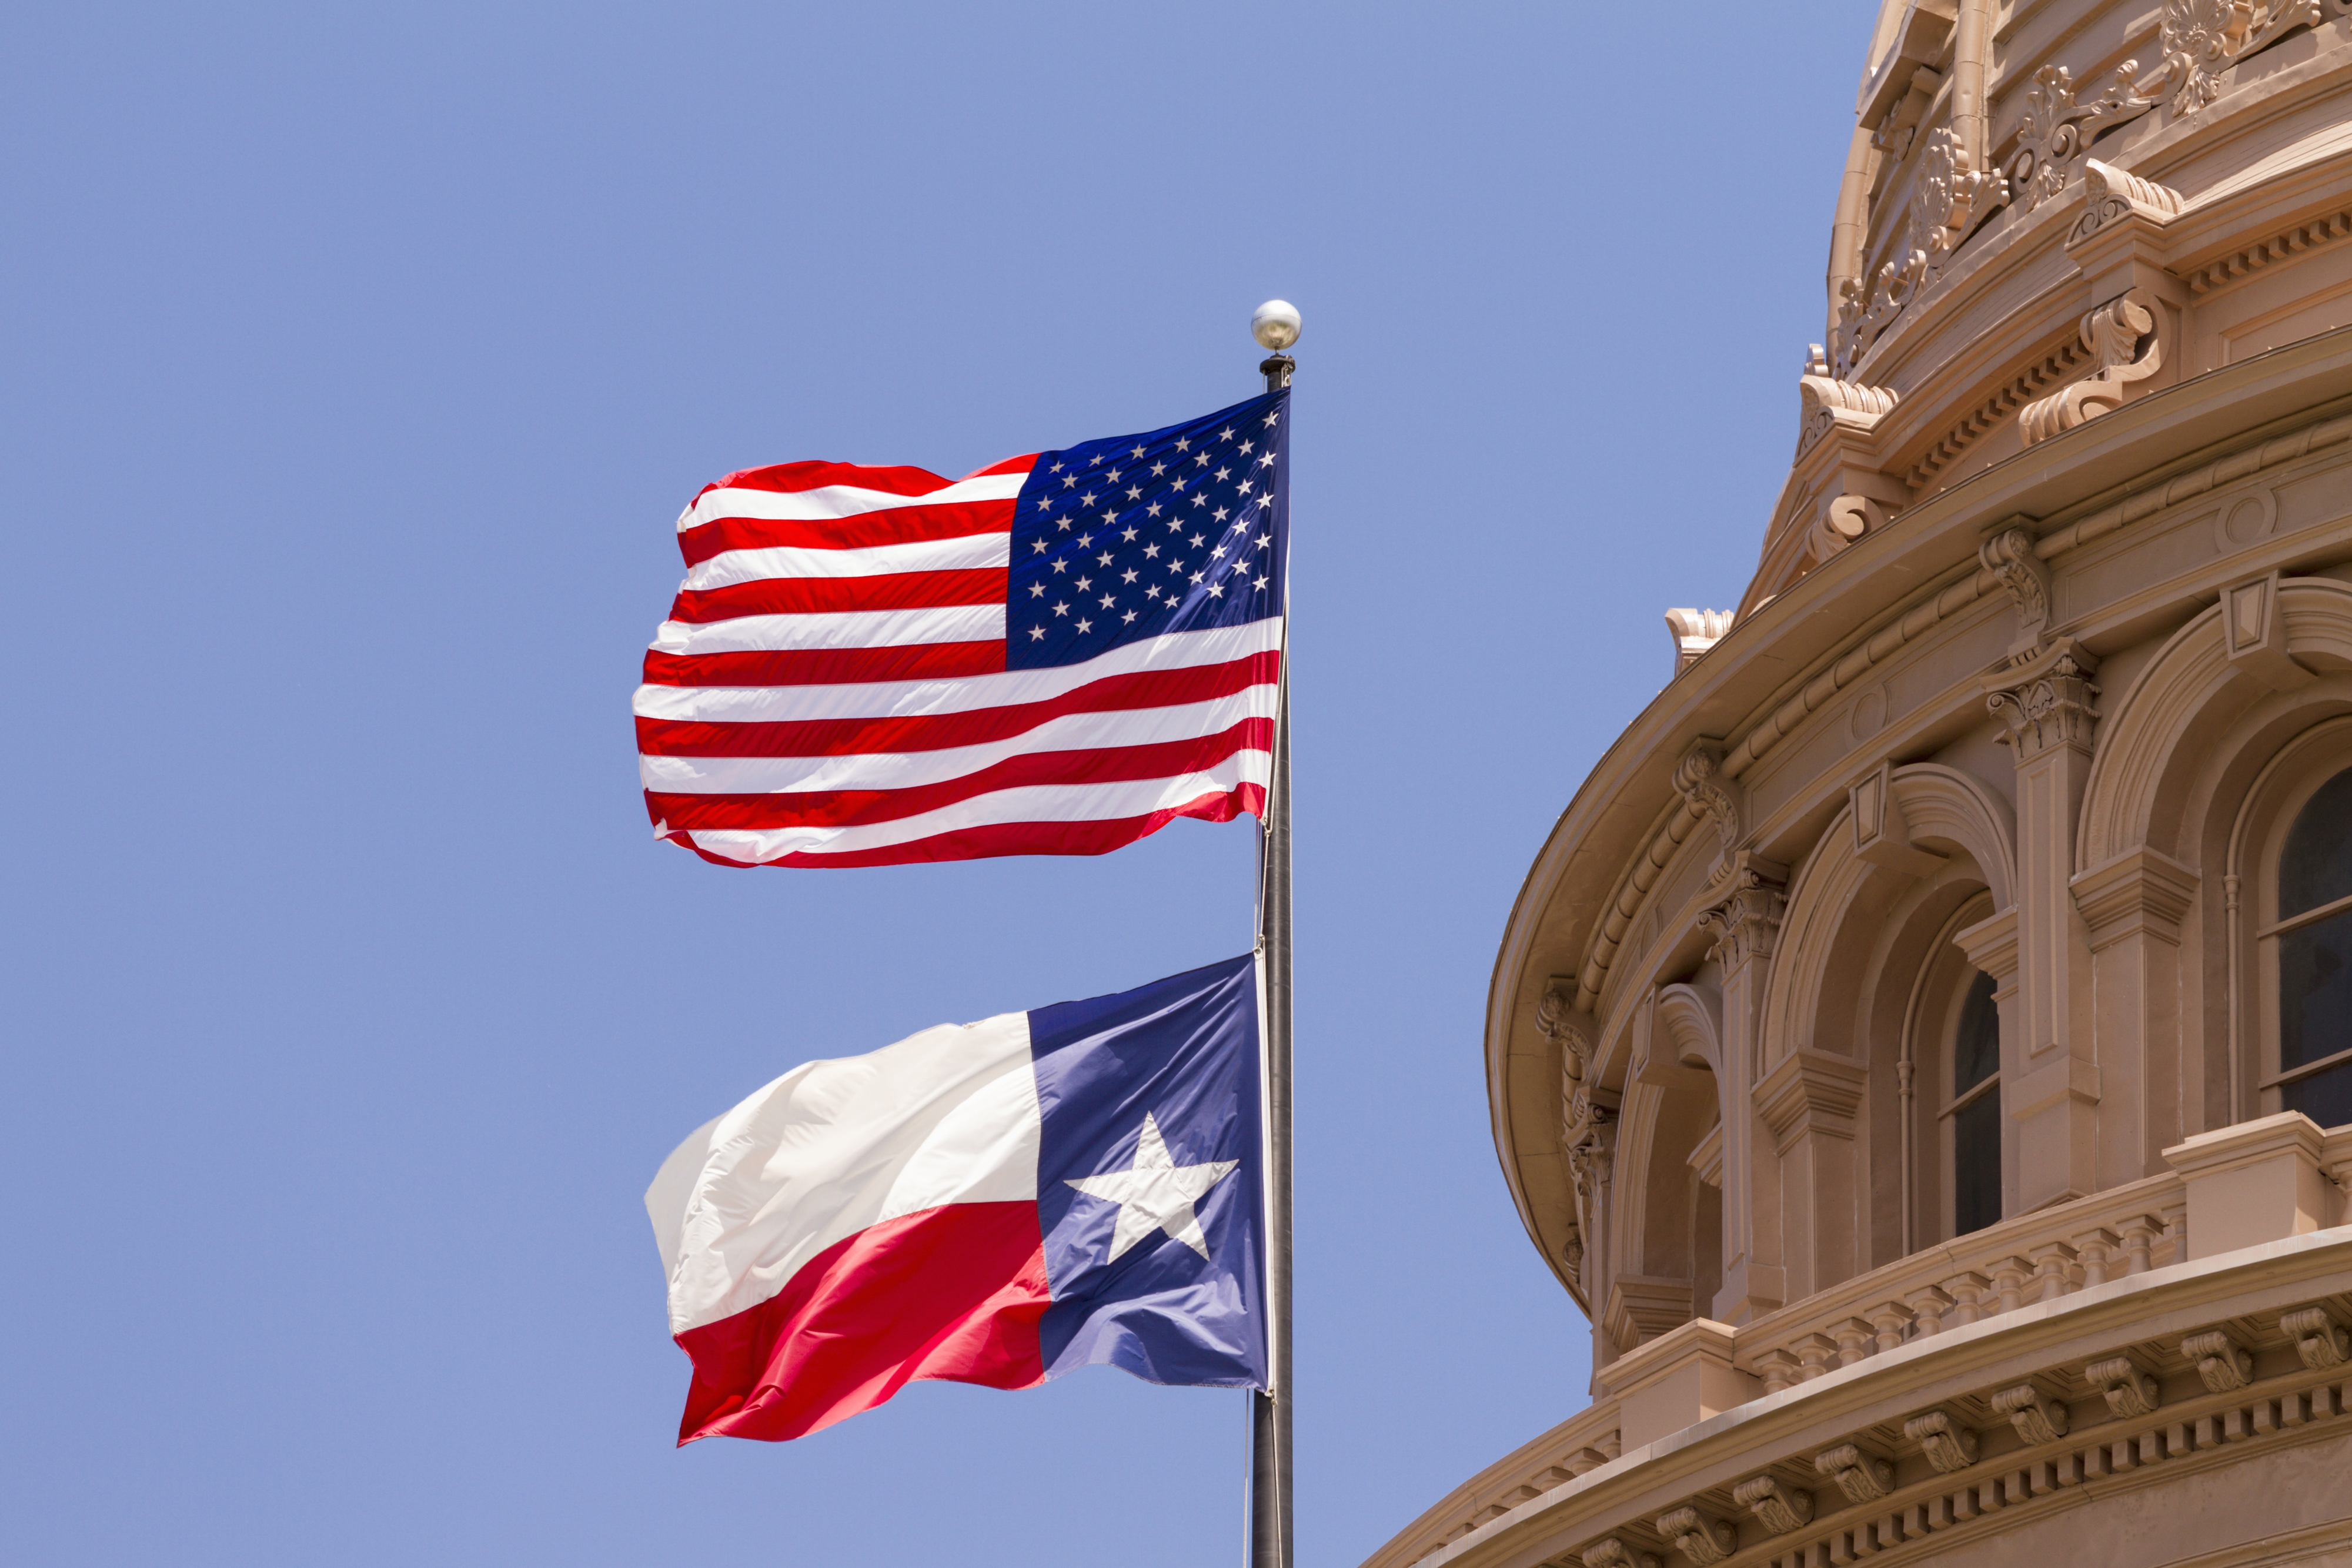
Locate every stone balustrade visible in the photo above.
<box><xmin>1735</xmin><ymin>1171</ymin><xmax>2187</xmax><ymax>1395</ymax></box>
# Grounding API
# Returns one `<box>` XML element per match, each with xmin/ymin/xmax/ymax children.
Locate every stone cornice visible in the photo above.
<box><xmin>1364</xmin><ymin>1230</ymin><xmax>2352</xmax><ymax>1568</ymax></box>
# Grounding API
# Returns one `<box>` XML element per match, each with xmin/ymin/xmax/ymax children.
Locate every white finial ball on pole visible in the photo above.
<box><xmin>1252</xmin><ymin>299</ymin><xmax>1302</xmax><ymax>352</ymax></box>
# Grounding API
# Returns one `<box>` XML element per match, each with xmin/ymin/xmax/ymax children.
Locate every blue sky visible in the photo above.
<box><xmin>2</xmin><ymin>4</ymin><xmax>1875</xmax><ymax>1563</ymax></box>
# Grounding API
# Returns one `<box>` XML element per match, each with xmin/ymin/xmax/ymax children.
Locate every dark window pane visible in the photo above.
<box><xmin>2284</xmin><ymin>1060</ymin><xmax>2352</xmax><ymax>1131</ymax></box>
<box><xmin>1954</xmin><ymin>970</ymin><xmax>2000</xmax><ymax>1095</ymax></box>
<box><xmin>1953</xmin><ymin>1091</ymin><xmax>2001</xmax><ymax>1236</ymax></box>
<box><xmin>2280</xmin><ymin>905</ymin><xmax>2352</xmax><ymax>1072</ymax></box>
<box><xmin>2280</xmin><ymin>767</ymin><xmax>2352</xmax><ymax>918</ymax></box>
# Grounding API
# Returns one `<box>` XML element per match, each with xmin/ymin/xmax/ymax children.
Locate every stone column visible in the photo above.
<box><xmin>1982</xmin><ymin>639</ymin><xmax>2102</xmax><ymax>1213</ymax></box>
<box><xmin>1697</xmin><ymin>852</ymin><xmax>1787</xmax><ymax>1323</ymax></box>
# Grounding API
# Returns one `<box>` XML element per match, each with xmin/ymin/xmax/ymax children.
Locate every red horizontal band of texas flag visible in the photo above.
<box><xmin>635</xmin><ymin>391</ymin><xmax>1289</xmax><ymax>867</ymax></box>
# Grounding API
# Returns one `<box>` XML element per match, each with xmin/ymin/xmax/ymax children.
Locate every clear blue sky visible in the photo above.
<box><xmin>3</xmin><ymin>5</ymin><xmax>1876</xmax><ymax>1563</ymax></box>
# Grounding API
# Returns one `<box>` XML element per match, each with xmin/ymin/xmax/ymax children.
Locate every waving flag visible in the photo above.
<box><xmin>636</xmin><ymin>392</ymin><xmax>1289</xmax><ymax>867</ymax></box>
<box><xmin>644</xmin><ymin>955</ymin><xmax>1268</xmax><ymax>1444</ymax></box>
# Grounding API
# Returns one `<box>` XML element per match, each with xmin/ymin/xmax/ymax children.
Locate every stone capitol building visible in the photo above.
<box><xmin>1365</xmin><ymin>2</ymin><xmax>2352</xmax><ymax>1565</ymax></box>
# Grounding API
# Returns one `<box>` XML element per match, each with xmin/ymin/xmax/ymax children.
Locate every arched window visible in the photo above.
<box><xmin>1947</xmin><ymin>971</ymin><xmax>2002</xmax><ymax>1236</ymax></box>
<box><xmin>2269</xmin><ymin>765</ymin><xmax>2352</xmax><ymax>1126</ymax></box>
<box><xmin>1903</xmin><ymin>893</ymin><xmax>2004</xmax><ymax>1249</ymax></box>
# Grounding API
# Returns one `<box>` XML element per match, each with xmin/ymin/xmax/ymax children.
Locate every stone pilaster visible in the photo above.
<box><xmin>1982</xmin><ymin>639</ymin><xmax>2102</xmax><ymax>1213</ymax></box>
<box><xmin>1696</xmin><ymin>852</ymin><xmax>1787</xmax><ymax>1322</ymax></box>
<box><xmin>1755</xmin><ymin>1049</ymin><xmax>1869</xmax><ymax>1301</ymax></box>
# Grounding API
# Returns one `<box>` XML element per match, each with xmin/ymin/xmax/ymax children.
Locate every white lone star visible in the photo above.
<box><xmin>1065</xmin><ymin>1112</ymin><xmax>1237</xmax><ymax>1262</ymax></box>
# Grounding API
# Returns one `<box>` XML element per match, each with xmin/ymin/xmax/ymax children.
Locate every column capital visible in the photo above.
<box><xmin>1697</xmin><ymin>852</ymin><xmax>1788</xmax><ymax>970</ymax></box>
<box><xmin>1983</xmin><ymin>637</ymin><xmax>2102</xmax><ymax>761</ymax></box>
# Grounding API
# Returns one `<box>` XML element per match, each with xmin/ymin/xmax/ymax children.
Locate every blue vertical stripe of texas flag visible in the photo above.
<box><xmin>1008</xmin><ymin>390</ymin><xmax>1288</xmax><ymax>669</ymax></box>
<box><xmin>1027</xmin><ymin>954</ymin><xmax>1268</xmax><ymax>1388</ymax></box>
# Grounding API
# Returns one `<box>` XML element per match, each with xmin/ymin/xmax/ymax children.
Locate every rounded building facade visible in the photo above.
<box><xmin>1368</xmin><ymin>3</ymin><xmax>2352</xmax><ymax>1566</ymax></box>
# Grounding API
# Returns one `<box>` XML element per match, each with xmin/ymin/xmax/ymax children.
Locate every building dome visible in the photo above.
<box><xmin>1371</xmin><ymin>2</ymin><xmax>2352</xmax><ymax>1564</ymax></box>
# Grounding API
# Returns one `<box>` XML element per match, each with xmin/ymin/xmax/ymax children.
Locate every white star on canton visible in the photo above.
<box><xmin>1122</xmin><ymin>610</ymin><xmax>1138</xmax><ymax>624</ymax></box>
<box><xmin>1064</xmin><ymin>1112</ymin><xmax>1238</xmax><ymax>1262</ymax></box>
<box><xmin>1029</xmin><ymin>626</ymin><xmax>1047</xmax><ymax>640</ymax></box>
<box><xmin>1075</xmin><ymin>617</ymin><xmax>1092</xmax><ymax>632</ymax></box>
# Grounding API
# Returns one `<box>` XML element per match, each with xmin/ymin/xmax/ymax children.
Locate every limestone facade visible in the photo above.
<box><xmin>1368</xmin><ymin>3</ymin><xmax>2352</xmax><ymax>1565</ymax></box>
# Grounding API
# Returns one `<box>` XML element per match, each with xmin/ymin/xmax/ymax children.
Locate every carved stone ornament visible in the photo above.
<box><xmin>1992</xmin><ymin>1382</ymin><xmax>2072</xmax><ymax>1444</ymax></box>
<box><xmin>1813</xmin><ymin>1443</ymin><xmax>1895</xmax><ymax>1504</ymax></box>
<box><xmin>1541</xmin><ymin>980</ymin><xmax>1610</xmax><ymax>1268</ymax></box>
<box><xmin>1987</xmin><ymin>648</ymin><xmax>2101</xmax><ymax>760</ymax></box>
<box><xmin>1664</xmin><ymin>608</ymin><xmax>1735</xmax><ymax>679</ymax></box>
<box><xmin>1696</xmin><ymin>856</ymin><xmax>1788</xmax><ymax>970</ymax></box>
<box><xmin>1582</xmin><ymin>1537</ymin><xmax>1660</xmax><ymax>1568</ymax></box>
<box><xmin>2019</xmin><ymin>288</ymin><xmax>2166</xmax><ymax>446</ymax></box>
<box><xmin>2183</xmin><ymin>1327</ymin><xmax>2255</xmax><ymax>1392</ymax></box>
<box><xmin>1731</xmin><ymin>1475</ymin><xmax>1814</xmax><ymax>1536</ymax></box>
<box><xmin>1796</xmin><ymin>372</ymin><xmax>1899</xmax><ymax>457</ymax></box>
<box><xmin>2070</xmin><ymin>159</ymin><xmax>2186</xmax><ymax>245</ymax></box>
<box><xmin>2086</xmin><ymin>1354</ymin><xmax>2162</xmax><ymax>1417</ymax></box>
<box><xmin>1980</xmin><ymin>524</ymin><xmax>2054</xmax><ymax>654</ymax></box>
<box><xmin>2142</xmin><ymin>0</ymin><xmax>2324</xmax><ymax>117</ymax></box>
<box><xmin>1832</xmin><ymin>246</ymin><xmax>1928</xmax><ymax>378</ymax></box>
<box><xmin>1672</xmin><ymin>743</ymin><xmax>1741</xmax><ymax>862</ymax></box>
<box><xmin>1810</xmin><ymin>493</ymin><xmax>1890</xmax><ymax>563</ymax></box>
<box><xmin>1915</xmin><ymin>125</ymin><xmax>2008</xmax><ymax>262</ymax></box>
<box><xmin>2007</xmin><ymin>63</ymin><xmax>2160</xmax><ymax>212</ymax></box>
<box><xmin>1656</xmin><ymin>1505</ymin><xmax>1736</xmax><ymax>1565</ymax></box>
<box><xmin>1903</xmin><ymin>1409</ymin><xmax>1980</xmax><ymax>1473</ymax></box>
<box><xmin>2284</xmin><ymin>1305</ymin><xmax>2351</xmax><ymax>1370</ymax></box>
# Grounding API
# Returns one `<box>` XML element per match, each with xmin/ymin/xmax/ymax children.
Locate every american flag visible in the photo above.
<box><xmin>635</xmin><ymin>390</ymin><xmax>1288</xmax><ymax>867</ymax></box>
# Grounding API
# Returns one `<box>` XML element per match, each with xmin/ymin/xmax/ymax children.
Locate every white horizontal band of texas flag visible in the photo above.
<box><xmin>636</xmin><ymin>391</ymin><xmax>1289</xmax><ymax>867</ymax></box>
<box><xmin>646</xmin><ymin>955</ymin><xmax>1268</xmax><ymax>1444</ymax></box>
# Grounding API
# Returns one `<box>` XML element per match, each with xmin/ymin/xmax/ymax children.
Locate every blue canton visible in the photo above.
<box><xmin>1007</xmin><ymin>390</ymin><xmax>1288</xmax><ymax>669</ymax></box>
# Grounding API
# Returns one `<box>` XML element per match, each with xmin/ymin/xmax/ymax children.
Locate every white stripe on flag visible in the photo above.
<box><xmin>676</xmin><ymin>470</ymin><xmax>1028</xmax><ymax>532</ymax></box>
<box><xmin>680</xmin><ymin>531</ymin><xmax>1012</xmax><ymax>594</ymax></box>
<box><xmin>647</xmin><ymin>1011</ymin><xmax>1043</xmax><ymax>1336</ymax></box>
<box><xmin>648</xmin><ymin>603</ymin><xmax>1007</xmax><ymax>657</ymax></box>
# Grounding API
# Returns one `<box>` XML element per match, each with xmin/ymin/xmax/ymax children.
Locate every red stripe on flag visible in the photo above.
<box><xmin>646</xmin><ymin>720</ymin><xmax>1273</xmax><ymax>831</ymax></box>
<box><xmin>666</xmin><ymin>567</ymin><xmax>1007</xmax><ymax>624</ymax></box>
<box><xmin>678</xmin><ymin>500</ymin><xmax>1017</xmax><ymax>569</ymax></box>
<box><xmin>669</xmin><ymin>781</ymin><xmax>1267</xmax><ymax>868</ymax></box>
<box><xmin>637</xmin><ymin>651</ymin><xmax>1281</xmax><ymax>758</ymax></box>
<box><xmin>640</xmin><ymin>641</ymin><xmax>1008</xmax><ymax>689</ymax></box>
<box><xmin>674</xmin><ymin>1201</ymin><xmax>1049</xmax><ymax>1445</ymax></box>
<box><xmin>702</xmin><ymin>460</ymin><xmax>961</xmax><ymax>497</ymax></box>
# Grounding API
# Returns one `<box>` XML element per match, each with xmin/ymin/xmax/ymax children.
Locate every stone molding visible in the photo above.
<box><xmin>1753</xmin><ymin>1050</ymin><xmax>1869</xmax><ymax>1155</ymax></box>
<box><xmin>1364</xmin><ymin>1229</ymin><xmax>2352</xmax><ymax>1568</ymax></box>
<box><xmin>1984</xmin><ymin>638</ymin><xmax>2102</xmax><ymax>760</ymax></box>
<box><xmin>2070</xmin><ymin>845</ymin><xmax>2200</xmax><ymax>950</ymax></box>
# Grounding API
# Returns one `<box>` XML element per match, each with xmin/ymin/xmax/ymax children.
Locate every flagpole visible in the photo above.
<box><xmin>1250</xmin><ymin>307</ymin><xmax>1297</xmax><ymax>1568</ymax></box>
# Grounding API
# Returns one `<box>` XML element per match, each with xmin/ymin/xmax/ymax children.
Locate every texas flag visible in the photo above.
<box><xmin>645</xmin><ymin>955</ymin><xmax>1268</xmax><ymax>1443</ymax></box>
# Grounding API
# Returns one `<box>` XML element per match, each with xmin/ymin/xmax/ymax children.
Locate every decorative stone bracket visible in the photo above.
<box><xmin>2020</xmin><ymin>287</ymin><xmax>2167</xmax><ymax>445</ymax></box>
<box><xmin>2070</xmin><ymin>159</ymin><xmax>2186</xmax><ymax>246</ymax></box>
<box><xmin>1663</xmin><ymin>609</ymin><xmax>1735</xmax><ymax>680</ymax></box>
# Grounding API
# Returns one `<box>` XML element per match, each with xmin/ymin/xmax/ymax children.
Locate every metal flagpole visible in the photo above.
<box><xmin>1250</xmin><ymin>304</ymin><xmax>1297</xmax><ymax>1568</ymax></box>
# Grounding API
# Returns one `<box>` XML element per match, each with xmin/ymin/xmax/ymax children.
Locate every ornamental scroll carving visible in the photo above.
<box><xmin>1980</xmin><ymin>525</ymin><xmax>2054</xmax><ymax>656</ymax></box>
<box><xmin>1673</xmin><ymin>743</ymin><xmax>1742</xmax><ymax>868</ymax></box>
<box><xmin>1541</xmin><ymin>981</ymin><xmax>1612</xmax><ymax>1277</ymax></box>
<box><xmin>1916</xmin><ymin>126</ymin><xmax>2007</xmax><ymax>263</ymax></box>
<box><xmin>2019</xmin><ymin>287</ymin><xmax>2165</xmax><ymax>446</ymax></box>
<box><xmin>2141</xmin><ymin>0</ymin><xmax>2323</xmax><ymax>117</ymax></box>
<box><xmin>2008</xmin><ymin>65</ymin><xmax>2160</xmax><ymax>213</ymax></box>
<box><xmin>2070</xmin><ymin>160</ymin><xmax>2186</xmax><ymax>245</ymax></box>
<box><xmin>1796</xmin><ymin>372</ymin><xmax>1899</xmax><ymax>458</ymax></box>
